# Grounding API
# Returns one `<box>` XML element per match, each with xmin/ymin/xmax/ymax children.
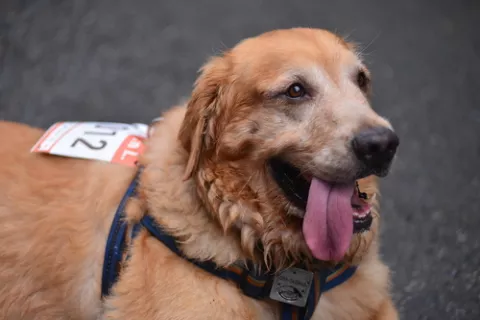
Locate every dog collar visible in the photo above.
<box><xmin>102</xmin><ymin>170</ymin><xmax>357</xmax><ymax>320</ymax></box>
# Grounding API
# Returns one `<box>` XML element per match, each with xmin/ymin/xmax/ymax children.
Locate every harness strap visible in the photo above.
<box><xmin>101</xmin><ymin>170</ymin><xmax>141</xmax><ymax>297</ymax></box>
<box><xmin>140</xmin><ymin>215</ymin><xmax>274</xmax><ymax>298</ymax></box>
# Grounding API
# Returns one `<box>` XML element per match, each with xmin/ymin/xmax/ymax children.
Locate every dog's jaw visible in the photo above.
<box><xmin>194</xmin><ymin>160</ymin><xmax>315</xmax><ymax>270</ymax></box>
<box><xmin>190</xmin><ymin>158</ymin><xmax>380</xmax><ymax>270</ymax></box>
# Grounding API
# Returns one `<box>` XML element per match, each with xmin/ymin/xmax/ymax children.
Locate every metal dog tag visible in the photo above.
<box><xmin>269</xmin><ymin>267</ymin><xmax>314</xmax><ymax>307</ymax></box>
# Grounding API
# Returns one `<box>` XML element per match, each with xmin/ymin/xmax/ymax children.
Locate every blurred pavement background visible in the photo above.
<box><xmin>1</xmin><ymin>0</ymin><xmax>479</xmax><ymax>318</ymax></box>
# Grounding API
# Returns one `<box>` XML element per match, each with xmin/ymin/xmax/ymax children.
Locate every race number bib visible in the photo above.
<box><xmin>31</xmin><ymin>122</ymin><xmax>149</xmax><ymax>167</ymax></box>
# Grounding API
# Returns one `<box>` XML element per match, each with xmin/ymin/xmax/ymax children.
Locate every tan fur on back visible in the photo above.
<box><xmin>0</xmin><ymin>122</ymin><xmax>135</xmax><ymax>319</ymax></box>
<box><xmin>0</xmin><ymin>28</ymin><xmax>398</xmax><ymax>320</ymax></box>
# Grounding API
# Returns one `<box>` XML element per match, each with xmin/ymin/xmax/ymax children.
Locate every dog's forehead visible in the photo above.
<box><xmin>231</xmin><ymin>28</ymin><xmax>359</xmax><ymax>82</ymax></box>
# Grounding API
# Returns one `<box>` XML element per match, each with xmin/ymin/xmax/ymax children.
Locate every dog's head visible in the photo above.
<box><xmin>179</xmin><ymin>28</ymin><xmax>399</xmax><ymax>269</ymax></box>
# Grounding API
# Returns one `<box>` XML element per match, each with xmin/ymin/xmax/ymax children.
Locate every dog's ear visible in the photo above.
<box><xmin>179</xmin><ymin>56</ymin><xmax>230</xmax><ymax>180</ymax></box>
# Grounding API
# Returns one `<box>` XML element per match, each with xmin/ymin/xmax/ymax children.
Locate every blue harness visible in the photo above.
<box><xmin>102</xmin><ymin>170</ymin><xmax>357</xmax><ymax>320</ymax></box>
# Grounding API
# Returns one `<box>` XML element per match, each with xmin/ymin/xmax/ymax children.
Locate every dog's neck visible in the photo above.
<box><xmin>138</xmin><ymin>107</ymin><xmax>249</xmax><ymax>267</ymax></box>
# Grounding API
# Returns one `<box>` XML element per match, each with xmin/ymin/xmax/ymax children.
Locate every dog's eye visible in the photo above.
<box><xmin>356</xmin><ymin>70</ymin><xmax>370</xmax><ymax>91</ymax></box>
<box><xmin>286</xmin><ymin>83</ymin><xmax>306</xmax><ymax>99</ymax></box>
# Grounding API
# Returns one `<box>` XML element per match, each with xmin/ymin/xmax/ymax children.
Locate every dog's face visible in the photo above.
<box><xmin>179</xmin><ymin>28</ymin><xmax>399</xmax><ymax>268</ymax></box>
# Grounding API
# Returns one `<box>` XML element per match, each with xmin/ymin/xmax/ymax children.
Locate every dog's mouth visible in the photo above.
<box><xmin>268</xmin><ymin>157</ymin><xmax>373</xmax><ymax>262</ymax></box>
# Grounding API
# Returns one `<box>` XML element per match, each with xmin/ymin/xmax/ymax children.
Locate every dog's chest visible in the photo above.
<box><xmin>104</xmin><ymin>234</ymin><xmax>385</xmax><ymax>320</ymax></box>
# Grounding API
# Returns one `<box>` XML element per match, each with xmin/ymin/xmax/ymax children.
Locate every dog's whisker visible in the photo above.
<box><xmin>238</xmin><ymin>174</ymin><xmax>254</xmax><ymax>194</ymax></box>
<box><xmin>296</xmin><ymin>158</ymin><xmax>318</xmax><ymax>178</ymax></box>
<box><xmin>356</xmin><ymin>31</ymin><xmax>381</xmax><ymax>59</ymax></box>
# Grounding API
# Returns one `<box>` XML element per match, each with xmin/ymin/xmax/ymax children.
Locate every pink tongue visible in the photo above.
<box><xmin>302</xmin><ymin>178</ymin><xmax>354</xmax><ymax>261</ymax></box>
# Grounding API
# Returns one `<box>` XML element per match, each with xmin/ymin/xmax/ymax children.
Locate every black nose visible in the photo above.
<box><xmin>352</xmin><ymin>127</ymin><xmax>399</xmax><ymax>176</ymax></box>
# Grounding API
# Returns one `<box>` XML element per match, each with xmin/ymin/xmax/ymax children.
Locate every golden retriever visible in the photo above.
<box><xmin>0</xmin><ymin>28</ymin><xmax>399</xmax><ymax>319</ymax></box>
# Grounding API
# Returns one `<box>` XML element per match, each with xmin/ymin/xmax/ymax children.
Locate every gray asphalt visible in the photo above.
<box><xmin>1</xmin><ymin>0</ymin><xmax>479</xmax><ymax>319</ymax></box>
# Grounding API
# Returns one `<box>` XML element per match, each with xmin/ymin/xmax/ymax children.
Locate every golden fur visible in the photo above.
<box><xmin>0</xmin><ymin>28</ymin><xmax>398</xmax><ymax>319</ymax></box>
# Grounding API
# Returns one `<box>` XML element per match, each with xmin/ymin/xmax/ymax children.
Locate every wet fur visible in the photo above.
<box><xmin>0</xmin><ymin>28</ymin><xmax>398</xmax><ymax>319</ymax></box>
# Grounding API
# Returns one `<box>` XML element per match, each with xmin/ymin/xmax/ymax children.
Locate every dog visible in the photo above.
<box><xmin>0</xmin><ymin>28</ymin><xmax>399</xmax><ymax>319</ymax></box>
